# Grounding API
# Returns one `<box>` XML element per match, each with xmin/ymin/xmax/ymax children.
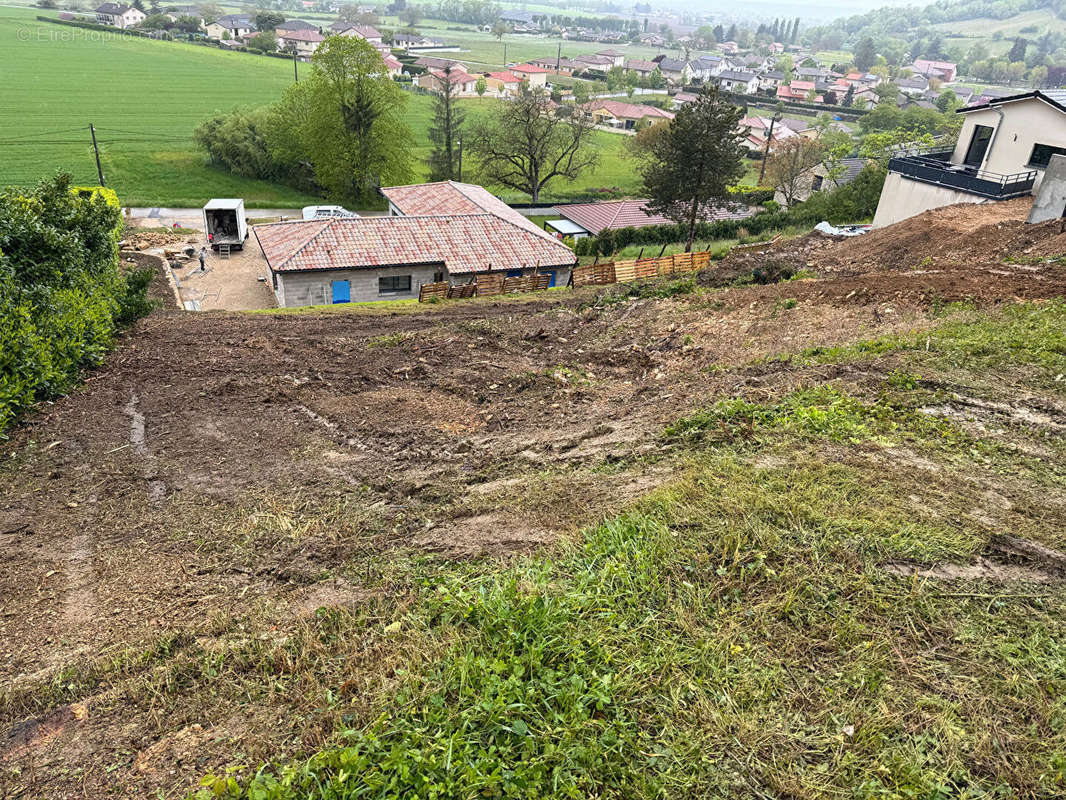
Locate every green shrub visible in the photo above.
<box><xmin>0</xmin><ymin>174</ymin><xmax>150</xmax><ymax>438</ymax></box>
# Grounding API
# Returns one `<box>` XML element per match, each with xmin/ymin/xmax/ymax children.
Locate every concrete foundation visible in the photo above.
<box><xmin>1027</xmin><ymin>153</ymin><xmax>1066</xmax><ymax>224</ymax></box>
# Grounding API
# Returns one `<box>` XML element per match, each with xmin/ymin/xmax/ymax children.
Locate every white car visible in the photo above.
<box><xmin>301</xmin><ymin>205</ymin><xmax>358</xmax><ymax>220</ymax></box>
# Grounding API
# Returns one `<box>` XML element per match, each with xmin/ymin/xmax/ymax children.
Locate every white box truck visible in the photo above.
<box><xmin>203</xmin><ymin>198</ymin><xmax>248</xmax><ymax>251</ymax></box>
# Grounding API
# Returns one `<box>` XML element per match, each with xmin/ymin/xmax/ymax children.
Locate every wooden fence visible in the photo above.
<box><xmin>572</xmin><ymin>249</ymin><xmax>713</xmax><ymax>288</ymax></box>
<box><xmin>417</xmin><ymin>247</ymin><xmax>719</xmax><ymax>303</ymax></box>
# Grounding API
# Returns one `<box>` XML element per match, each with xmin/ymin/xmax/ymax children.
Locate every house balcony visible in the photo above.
<box><xmin>888</xmin><ymin>149</ymin><xmax>1037</xmax><ymax>199</ymax></box>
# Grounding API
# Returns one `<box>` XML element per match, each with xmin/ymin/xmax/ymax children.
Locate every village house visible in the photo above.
<box><xmin>252</xmin><ymin>181</ymin><xmax>576</xmax><ymax>306</ymax></box>
<box><xmin>624</xmin><ymin>59</ymin><xmax>659</xmax><ymax>78</ymax></box>
<box><xmin>740</xmin><ymin>115</ymin><xmax>799</xmax><ymax>152</ymax></box>
<box><xmin>205</xmin><ymin>13</ymin><xmax>255</xmax><ymax>38</ymax></box>
<box><xmin>654</xmin><ymin>57</ymin><xmax>691</xmax><ymax>85</ymax></box>
<box><xmin>528</xmin><ymin>56</ymin><xmax>577</xmax><ymax>75</ymax></box>
<box><xmin>417</xmin><ymin>68</ymin><xmax>480</xmax><ymax>96</ymax></box>
<box><xmin>689</xmin><ymin>55</ymin><xmax>725</xmax><ymax>81</ymax></box>
<box><xmin>776</xmin><ymin>80</ymin><xmax>817</xmax><ymax>101</ymax></box>
<box><xmin>580</xmin><ymin>99</ymin><xmax>674</xmax><ymax>130</ymax></box>
<box><xmin>896</xmin><ymin>75</ymin><xmax>930</xmax><ymax>95</ymax></box>
<box><xmin>596</xmin><ymin>48</ymin><xmax>627</xmax><ymax>68</ymax></box>
<box><xmin>393</xmin><ymin>32</ymin><xmax>456</xmax><ymax>52</ymax></box>
<box><xmin>910</xmin><ymin>59</ymin><xmax>956</xmax><ymax>82</ymax></box>
<box><xmin>483</xmin><ymin>71</ymin><xmax>522</xmax><ymax>96</ymax></box>
<box><xmin>413</xmin><ymin>55</ymin><xmax>467</xmax><ymax>73</ymax></box>
<box><xmin>777</xmin><ymin>157</ymin><xmax>871</xmax><ymax>205</ymax></box>
<box><xmin>509</xmin><ymin>64</ymin><xmax>549</xmax><ymax>88</ymax></box>
<box><xmin>720</xmin><ymin>40</ymin><xmax>739</xmax><ymax>53</ymax></box>
<box><xmin>715</xmin><ymin>69</ymin><xmax>759</xmax><ymax>94</ymax></box>
<box><xmin>546</xmin><ymin>199</ymin><xmax>755</xmax><ymax>239</ymax></box>
<box><xmin>573</xmin><ymin>53</ymin><xmax>614</xmax><ymax>75</ymax></box>
<box><xmin>873</xmin><ymin>89</ymin><xmax>1066</xmax><ymax>227</ymax></box>
<box><xmin>759</xmin><ymin>70</ymin><xmax>787</xmax><ymax>91</ymax></box>
<box><xmin>94</xmin><ymin>3</ymin><xmax>146</xmax><ymax>28</ymax></box>
<box><xmin>637</xmin><ymin>32</ymin><xmax>666</xmax><ymax>47</ymax></box>
<box><xmin>331</xmin><ymin>22</ymin><xmax>382</xmax><ymax>43</ymax></box>
<box><xmin>277</xmin><ymin>28</ymin><xmax>325</xmax><ymax>57</ymax></box>
<box><xmin>672</xmin><ymin>91</ymin><xmax>699</xmax><ymax>108</ymax></box>
<box><xmin>275</xmin><ymin>19</ymin><xmax>318</xmax><ymax>36</ymax></box>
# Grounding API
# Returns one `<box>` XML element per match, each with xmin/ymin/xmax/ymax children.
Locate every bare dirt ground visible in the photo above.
<box><xmin>2</xmin><ymin>201</ymin><xmax>1066</xmax><ymax>798</ymax></box>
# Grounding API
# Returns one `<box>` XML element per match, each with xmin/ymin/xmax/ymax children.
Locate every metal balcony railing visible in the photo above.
<box><xmin>889</xmin><ymin>150</ymin><xmax>1037</xmax><ymax>199</ymax></box>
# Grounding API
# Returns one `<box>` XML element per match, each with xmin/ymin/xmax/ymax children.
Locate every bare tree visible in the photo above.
<box><xmin>467</xmin><ymin>87</ymin><xmax>599</xmax><ymax>203</ymax></box>
<box><xmin>763</xmin><ymin>137</ymin><xmax>824</xmax><ymax>206</ymax></box>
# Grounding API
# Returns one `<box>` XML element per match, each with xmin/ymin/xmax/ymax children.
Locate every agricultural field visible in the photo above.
<box><xmin>3</xmin><ymin>199</ymin><xmax>1066</xmax><ymax>799</ymax></box>
<box><xmin>933</xmin><ymin>8</ymin><xmax>1066</xmax><ymax>57</ymax></box>
<box><xmin>0</xmin><ymin>6</ymin><xmax>647</xmax><ymax>207</ymax></box>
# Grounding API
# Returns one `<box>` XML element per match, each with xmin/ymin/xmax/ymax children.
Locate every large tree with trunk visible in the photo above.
<box><xmin>763</xmin><ymin>137</ymin><xmax>824</xmax><ymax>206</ymax></box>
<box><xmin>638</xmin><ymin>86</ymin><xmax>746</xmax><ymax>251</ymax></box>
<box><xmin>466</xmin><ymin>87</ymin><xmax>598</xmax><ymax>203</ymax></box>
<box><xmin>268</xmin><ymin>36</ymin><xmax>414</xmax><ymax>203</ymax></box>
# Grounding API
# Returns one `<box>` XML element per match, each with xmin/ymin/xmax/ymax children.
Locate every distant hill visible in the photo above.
<box><xmin>809</xmin><ymin>0</ymin><xmax>1065</xmax><ymax>70</ymax></box>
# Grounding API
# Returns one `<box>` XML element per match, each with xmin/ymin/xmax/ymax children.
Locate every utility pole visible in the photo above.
<box><xmin>556</xmin><ymin>41</ymin><xmax>561</xmax><ymax>72</ymax></box>
<box><xmin>89</xmin><ymin>123</ymin><xmax>105</xmax><ymax>186</ymax></box>
<box><xmin>503</xmin><ymin>43</ymin><xmax>507</xmax><ymax>65</ymax></box>
<box><xmin>457</xmin><ymin>138</ymin><xmax>462</xmax><ymax>182</ymax></box>
<box><xmin>293</xmin><ymin>49</ymin><xmax>299</xmax><ymax>82</ymax></box>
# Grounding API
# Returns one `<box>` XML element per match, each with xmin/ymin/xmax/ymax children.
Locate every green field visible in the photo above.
<box><xmin>0</xmin><ymin>7</ymin><xmax>654</xmax><ymax>207</ymax></box>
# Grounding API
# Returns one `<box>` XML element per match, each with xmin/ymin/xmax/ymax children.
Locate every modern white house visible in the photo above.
<box><xmin>94</xmin><ymin>3</ymin><xmax>146</xmax><ymax>28</ymax></box>
<box><xmin>872</xmin><ymin>90</ymin><xmax>1066</xmax><ymax>227</ymax></box>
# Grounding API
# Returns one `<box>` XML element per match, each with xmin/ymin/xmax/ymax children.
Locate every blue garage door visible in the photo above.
<box><xmin>331</xmin><ymin>280</ymin><xmax>350</xmax><ymax>304</ymax></box>
<box><xmin>543</xmin><ymin>270</ymin><xmax>556</xmax><ymax>287</ymax></box>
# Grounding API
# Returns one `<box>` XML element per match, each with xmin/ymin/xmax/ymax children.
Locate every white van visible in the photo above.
<box><xmin>302</xmin><ymin>205</ymin><xmax>359</xmax><ymax>220</ymax></box>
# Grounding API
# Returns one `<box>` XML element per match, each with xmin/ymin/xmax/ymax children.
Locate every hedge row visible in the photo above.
<box><xmin>36</xmin><ymin>14</ymin><xmax>154</xmax><ymax>36</ymax></box>
<box><xmin>573</xmin><ymin>165</ymin><xmax>886</xmax><ymax>256</ymax></box>
<box><xmin>0</xmin><ymin>176</ymin><xmax>153</xmax><ymax>437</ymax></box>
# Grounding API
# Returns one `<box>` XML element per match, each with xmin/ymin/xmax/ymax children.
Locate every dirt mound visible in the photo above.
<box><xmin>698</xmin><ymin>233</ymin><xmax>836</xmax><ymax>287</ymax></box>
<box><xmin>816</xmin><ymin>198</ymin><xmax>1066</xmax><ymax>274</ymax></box>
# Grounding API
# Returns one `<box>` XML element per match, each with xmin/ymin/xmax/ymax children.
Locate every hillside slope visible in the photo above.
<box><xmin>1</xmin><ymin>203</ymin><xmax>1065</xmax><ymax>798</ymax></box>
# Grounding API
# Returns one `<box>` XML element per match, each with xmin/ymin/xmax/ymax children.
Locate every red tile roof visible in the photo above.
<box><xmin>486</xmin><ymin>71</ymin><xmax>520</xmax><ymax>82</ymax></box>
<box><xmin>279</xmin><ymin>28</ymin><xmax>324</xmax><ymax>42</ymax></box>
<box><xmin>582</xmin><ymin>100</ymin><xmax>674</xmax><ymax>120</ymax></box>
<box><xmin>254</xmin><ymin>215</ymin><xmax>575</xmax><ymax>275</ymax></box>
<box><xmin>510</xmin><ymin>63</ymin><xmax>549</xmax><ymax>73</ymax></box>
<box><xmin>555</xmin><ymin>200</ymin><xmax>755</xmax><ymax>236</ymax></box>
<box><xmin>380</xmin><ymin>181</ymin><xmax>559</xmax><ymax>244</ymax></box>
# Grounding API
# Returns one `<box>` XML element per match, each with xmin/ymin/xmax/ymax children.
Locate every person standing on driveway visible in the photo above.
<box><xmin>199</xmin><ymin>247</ymin><xmax>206</xmax><ymax>272</ymax></box>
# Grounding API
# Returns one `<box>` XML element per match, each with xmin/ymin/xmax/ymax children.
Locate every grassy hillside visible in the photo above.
<box><xmin>0</xmin><ymin>7</ymin><xmax>645</xmax><ymax>207</ymax></box>
<box><xmin>933</xmin><ymin>9</ymin><xmax>1066</xmax><ymax>57</ymax></box>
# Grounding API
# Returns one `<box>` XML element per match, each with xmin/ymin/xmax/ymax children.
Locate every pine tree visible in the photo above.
<box><xmin>726</xmin><ymin>23</ymin><xmax>737</xmax><ymax>42</ymax></box>
<box><xmin>713</xmin><ymin>24</ymin><xmax>724</xmax><ymax>42</ymax></box>
<box><xmin>639</xmin><ymin>86</ymin><xmax>746</xmax><ymax>252</ymax></box>
<box><xmin>426</xmin><ymin>67</ymin><xmax>465</xmax><ymax>181</ymax></box>
<box><xmin>1008</xmin><ymin>37</ymin><xmax>1028</xmax><ymax>62</ymax></box>
<box><xmin>791</xmin><ymin>17</ymin><xmax>800</xmax><ymax>43</ymax></box>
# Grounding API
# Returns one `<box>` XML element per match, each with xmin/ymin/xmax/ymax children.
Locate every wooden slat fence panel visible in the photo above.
<box><xmin>635</xmin><ymin>259</ymin><xmax>659</xmax><ymax>279</ymax></box>
<box><xmin>418</xmin><ymin>281</ymin><xmax>449</xmax><ymax>302</ymax></box>
<box><xmin>613</xmin><ymin>259</ymin><xmax>636</xmax><ymax>283</ymax></box>
<box><xmin>476</xmin><ymin>273</ymin><xmax>503</xmax><ymax>297</ymax></box>
<box><xmin>573</xmin><ymin>262</ymin><xmax>617</xmax><ymax>287</ymax></box>
<box><xmin>692</xmin><ymin>251</ymin><xmax>711</xmax><ymax>270</ymax></box>
<box><xmin>447</xmin><ymin>283</ymin><xmax>477</xmax><ymax>299</ymax></box>
<box><xmin>671</xmin><ymin>252</ymin><xmax>693</xmax><ymax>274</ymax></box>
<box><xmin>532</xmin><ymin>274</ymin><xmax>551</xmax><ymax>291</ymax></box>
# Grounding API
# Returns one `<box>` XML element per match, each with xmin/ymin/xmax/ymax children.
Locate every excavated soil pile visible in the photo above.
<box><xmin>699</xmin><ymin>233</ymin><xmax>837</xmax><ymax>287</ymax></box>
<box><xmin>817</xmin><ymin>198</ymin><xmax>1066</xmax><ymax>274</ymax></box>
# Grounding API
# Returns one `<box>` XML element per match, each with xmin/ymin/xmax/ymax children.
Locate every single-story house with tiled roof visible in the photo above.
<box><xmin>206</xmin><ymin>13</ymin><xmax>255</xmax><ymax>38</ymax></box>
<box><xmin>417</xmin><ymin>68</ymin><xmax>480</xmax><ymax>95</ymax></box>
<box><xmin>573</xmin><ymin>54</ymin><xmax>615</xmax><ymax>74</ymax></box>
<box><xmin>483</xmin><ymin>71</ymin><xmax>522</xmax><ymax>95</ymax></box>
<box><xmin>528</xmin><ymin>56</ymin><xmax>578</xmax><ymax>75</ymax></box>
<box><xmin>509</xmin><ymin>64</ymin><xmax>548</xmax><ymax>87</ymax></box>
<box><xmin>414</xmin><ymin>55</ymin><xmax>467</xmax><ymax>72</ymax></box>
<box><xmin>95</xmin><ymin>2</ymin><xmax>145</xmax><ymax>27</ymax></box>
<box><xmin>332</xmin><ymin>22</ymin><xmax>381</xmax><ymax>42</ymax></box>
<box><xmin>277</xmin><ymin>28</ymin><xmax>325</xmax><ymax>57</ymax></box>
<box><xmin>275</xmin><ymin>19</ymin><xmax>318</xmax><ymax>33</ymax></box>
<box><xmin>596</xmin><ymin>48</ymin><xmax>626</xmax><ymax>67</ymax></box>
<box><xmin>624</xmin><ymin>58</ymin><xmax>659</xmax><ymax>76</ymax></box>
<box><xmin>548</xmin><ymin>199</ymin><xmax>755</xmax><ymax>239</ymax></box>
<box><xmin>254</xmin><ymin>181</ymin><xmax>575</xmax><ymax>306</ymax></box>
<box><xmin>580</xmin><ymin>100</ymin><xmax>674</xmax><ymax>130</ymax></box>
<box><xmin>777</xmin><ymin>80</ymin><xmax>817</xmax><ymax>101</ymax></box>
